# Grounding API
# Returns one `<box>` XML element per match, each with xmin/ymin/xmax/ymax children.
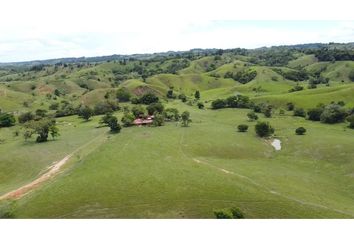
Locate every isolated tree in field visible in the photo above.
<box><xmin>286</xmin><ymin>102</ymin><xmax>295</xmax><ymax>111</ymax></box>
<box><xmin>295</xmin><ymin>127</ymin><xmax>306</xmax><ymax>135</ymax></box>
<box><xmin>0</xmin><ymin>112</ymin><xmax>16</xmax><ymax>127</ymax></box>
<box><xmin>237</xmin><ymin>124</ymin><xmax>248</xmax><ymax>132</ymax></box>
<box><xmin>78</xmin><ymin>106</ymin><xmax>93</xmax><ymax>121</ymax></box>
<box><xmin>24</xmin><ymin>118</ymin><xmax>58</xmax><ymax>142</ymax></box>
<box><xmin>166</xmin><ymin>88</ymin><xmax>175</xmax><ymax>99</ymax></box>
<box><xmin>194</xmin><ymin>90</ymin><xmax>200</xmax><ymax>100</ymax></box>
<box><xmin>100</xmin><ymin>114</ymin><xmax>121</xmax><ymax>133</ymax></box>
<box><xmin>247</xmin><ymin>111</ymin><xmax>258</xmax><ymax>121</ymax></box>
<box><xmin>255</xmin><ymin>121</ymin><xmax>274</xmax><ymax>137</ymax></box>
<box><xmin>181</xmin><ymin>111</ymin><xmax>191</xmax><ymax>127</ymax></box>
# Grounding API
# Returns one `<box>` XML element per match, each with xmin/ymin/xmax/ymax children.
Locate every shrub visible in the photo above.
<box><xmin>255</xmin><ymin>121</ymin><xmax>274</xmax><ymax>137</ymax></box>
<box><xmin>211</xmin><ymin>99</ymin><xmax>227</xmax><ymax>109</ymax></box>
<box><xmin>164</xmin><ymin>108</ymin><xmax>180</xmax><ymax>121</ymax></box>
<box><xmin>131</xmin><ymin>106</ymin><xmax>146</xmax><ymax>118</ymax></box>
<box><xmin>197</xmin><ymin>102</ymin><xmax>204</xmax><ymax>109</ymax></box>
<box><xmin>139</xmin><ymin>93</ymin><xmax>159</xmax><ymax>105</ymax></box>
<box><xmin>307</xmin><ymin>107</ymin><xmax>324</xmax><ymax>121</ymax></box>
<box><xmin>49</xmin><ymin>102</ymin><xmax>59</xmax><ymax>110</ymax></box>
<box><xmin>181</xmin><ymin>111</ymin><xmax>191</xmax><ymax>127</ymax></box>
<box><xmin>293</xmin><ymin>108</ymin><xmax>306</xmax><ymax>118</ymax></box>
<box><xmin>121</xmin><ymin>112</ymin><xmax>135</xmax><ymax>127</ymax></box>
<box><xmin>247</xmin><ymin>111</ymin><xmax>258</xmax><ymax>121</ymax></box>
<box><xmin>116</xmin><ymin>88</ymin><xmax>131</xmax><ymax>102</ymax></box>
<box><xmin>288</xmin><ymin>85</ymin><xmax>304</xmax><ymax>93</ymax></box>
<box><xmin>286</xmin><ymin>102</ymin><xmax>295</xmax><ymax>111</ymax></box>
<box><xmin>230</xmin><ymin>207</ymin><xmax>245</xmax><ymax>219</ymax></box>
<box><xmin>178</xmin><ymin>94</ymin><xmax>187</xmax><ymax>102</ymax></box>
<box><xmin>18</xmin><ymin>112</ymin><xmax>35</xmax><ymax>124</ymax></box>
<box><xmin>153</xmin><ymin>113</ymin><xmax>165</xmax><ymax>127</ymax></box>
<box><xmin>320</xmin><ymin>104</ymin><xmax>347</xmax><ymax>123</ymax></box>
<box><xmin>78</xmin><ymin>106</ymin><xmax>93</xmax><ymax>121</ymax></box>
<box><xmin>237</xmin><ymin>124</ymin><xmax>248</xmax><ymax>132</ymax></box>
<box><xmin>346</xmin><ymin>115</ymin><xmax>354</xmax><ymax>129</ymax></box>
<box><xmin>214</xmin><ymin>209</ymin><xmax>233</xmax><ymax>219</ymax></box>
<box><xmin>295</xmin><ymin>127</ymin><xmax>306</xmax><ymax>135</ymax></box>
<box><xmin>0</xmin><ymin>112</ymin><xmax>16</xmax><ymax>127</ymax></box>
<box><xmin>263</xmin><ymin>107</ymin><xmax>272</xmax><ymax>118</ymax></box>
<box><xmin>146</xmin><ymin>102</ymin><xmax>164</xmax><ymax>115</ymax></box>
<box><xmin>93</xmin><ymin>101</ymin><xmax>119</xmax><ymax>115</ymax></box>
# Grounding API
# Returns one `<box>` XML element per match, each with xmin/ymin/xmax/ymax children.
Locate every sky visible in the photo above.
<box><xmin>1</xmin><ymin>0</ymin><xmax>354</xmax><ymax>62</ymax></box>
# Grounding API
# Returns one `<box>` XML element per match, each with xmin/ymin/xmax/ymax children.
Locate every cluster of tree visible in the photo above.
<box><xmin>131</xmin><ymin>93</ymin><xmax>159</xmax><ymax>105</ymax></box>
<box><xmin>165</xmin><ymin>59</ymin><xmax>190</xmax><ymax>74</ymax></box>
<box><xmin>224</xmin><ymin>69</ymin><xmax>257</xmax><ymax>84</ymax></box>
<box><xmin>18</xmin><ymin>109</ymin><xmax>48</xmax><ymax>123</ymax></box>
<box><xmin>211</xmin><ymin>95</ymin><xmax>251</xmax><ymax>109</ymax></box>
<box><xmin>311</xmin><ymin>48</ymin><xmax>354</xmax><ymax>62</ymax></box>
<box><xmin>100</xmin><ymin>113</ymin><xmax>121</xmax><ymax>133</ymax></box>
<box><xmin>288</xmin><ymin>85</ymin><xmax>304</xmax><ymax>93</ymax></box>
<box><xmin>249</xmin><ymin>48</ymin><xmax>297</xmax><ymax>66</ymax></box>
<box><xmin>272</xmin><ymin>68</ymin><xmax>309</xmax><ymax>81</ymax></box>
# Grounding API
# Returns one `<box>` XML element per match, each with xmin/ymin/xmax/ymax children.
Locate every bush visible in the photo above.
<box><xmin>164</xmin><ymin>108</ymin><xmax>180</xmax><ymax>121</ymax></box>
<box><xmin>49</xmin><ymin>102</ymin><xmax>59</xmax><ymax>110</ymax></box>
<box><xmin>0</xmin><ymin>112</ymin><xmax>16</xmax><ymax>127</ymax></box>
<box><xmin>139</xmin><ymin>93</ymin><xmax>159</xmax><ymax>105</ymax></box>
<box><xmin>263</xmin><ymin>106</ymin><xmax>272</xmax><ymax>118</ymax></box>
<box><xmin>247</xmin><ymin>111</ymin><xmax>258</xmax><ymax>121</ymax></box>
<box><xmin>78</xmin><ymin>106</ymin><xmax>93</xmax><ymax>121</ymax></box>
<box><xmin>93</xmin><ymin>101</ymin><xmax>119</xmax><ymax>115</ymax></box>
<box><xmin>307</xmin><ymin>107</ymin><xmax>324</xmax><ymax>121</ymax></box>
<box><xmin>255</xmin><ymin>121</ymin><xmax>274</xmax><ymax>137</ymax></box>
<box><xmin>211</xmin><ymin>99</ymin><xmax>227</xmax><ymax>109</ymax></box>
<box><xmin>237</xmin><ymin>124</ymin><xmax>248</xmax><ymax>132</ymax></box>
<box><xmin>121</xmin><ymin>112</ymin><xmax>135</xmax><ymax>127</ymax></box>
<box><xmin>286</xmin><ymin>102</ymin><xmax>295</xmax><ymax>111</ymax></box>
<box><xmin>214</xmin><ymin>209</ymin><xmax>233</xmax><ymax>219</ymax></box>
<box><xmin>320</xmin><ymin>104</ymin><xmax>347</xmax><ymax>124</ymax></box>
<box><xmin>288</xmin><ymin>85</ymin><xmax>304</xmax><ymax>93</ymax></box>
<box><xmin>197</xmin><ymin>102</ymin><xmax>204</xmax><ymax>109</ymax></box>
<box><xmin>295</xmin><ymin>127</ymin><xmax>306</xmax><ymax>135</ymax></box>
<box><xmin>346</xmin><ymin>115</ymin><xmax>354</xmax><ymax>128</ymax></box>
<box><xmin>116</xmin><ymin>88</ymin><xmax>131</xmax><ymax>102</ymax></box>
<box><xmin>18</xmin><ymin>112</ymin><xmax>35</xmax><ymax>124</ymax></box>
<box><xmin>153</xmin><ymin>113</ymin><xmax>165</xmax><ymax>127</ymax></box>
<box><xmin>230</xmin><ymin>207</ymin><xmax>245</xmax><ymax>219</ymax></box>
<box><xmin>293</xmin><ymin>108</ymin><xmax>306</xmax><ymax>118</ymax></box>
<box><xmin>178</xmin><ymin>94</ymin><xmax>187</xmax><ymax>102</ymax></box>
<box><xmin>146</xmin><ymin>102</ymin><xmax>164</xmax><ymax>115</ymax></box>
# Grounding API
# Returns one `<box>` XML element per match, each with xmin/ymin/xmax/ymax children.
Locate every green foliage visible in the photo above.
<box><xmin>247</xmin><ymin>111</ymin><xmax>258</xmax><ymax>121</ymax></box>
<box><xmin>24</xmin><ymin>118</ymin><xmax>58</xmax><ymax>142</ymax></box>
<box><xmin>307</xmin><ymin>106</ymin><xmax>324</xmax><ymax>121</ymax></box>
<box><xmin>295</xmin><ymin>127</ymin><xmax>307</xmax><ymax>135</ymax></box>
<box><xmin>78</xmin><ymin>106</ymin><xmax>94</xmax><ymax>121</ymax></box>
<box><xmin>349</xmin><ymin>69</ymin><xmax>354</xmax><ymax>82</ymax></box>
<box><xmin>230</xmin><ymin>207</ymin><xmax>245</xmax><ymax>219</ymax></box>
<box><xmin>18</xmin><ymin>111</ymin><xmax>35</xmax><ymax>123</ymax></box>
<box><xmin>139</xmin><ymin>93</ymin><xmax>159</xmax><ymax>105</ymax></box>
<box><xmin>237</xmin><ymin>124</ymin><xmax>248</xmax><ymax>132</ymax></box>
<box><xmin>293</xmin><ymin>108</ymin><xmax>306</xmax><ymax>118</ymax></box>
<box><xmin>212</xmin><ymin>95</ymin><xmax>250</xmax><ymax>109</ymax></box>
<box><xmin>100</xmin><ymin>113</ymin><xmax>121</xmax><ymax>133</ymax></box>
<box><xmin>93</xmin><ymin>101</ymin><xmax>119</xmax><ymax>115</ymax></box>
<box><xmin>320</xmin><ymin>104</ymin><xmax>348</xmax><ymax>124</ymax></box>
<box><xmin>181</xmin><ymin>111</ymin><xmax>191</xmax><ymax>127</ymax></box>
<box><xmin>0</xmin><ymin>112</ymin><xmax>16</xmax><ymax>127</ymax></box>
<box><xmin>146</xmin><ymin>102</ymin><xmax>164</xmax><ymax>115</ymax></box>
<box><xmin>178</xmin><ymin>94</ymin><xmax>187</xmax><ymax>102</ymax></box>
<box><xmin>255</xmin><ymin>121</ymin><xmax>274</xmax><ymax>137</ymax></box>
<box><xmin>286</xmin><ymin>102</ymin><xmax>295</xmax><ymax>111</ymax></box>
<box><xmin>116</xmin><ymin>88</ymin><xmax>131</xmax><ymax>102</ymax></box>
<box><xmin>194</xmin><ymin>90</ymin><xmax>200</xmax><ymax>99</ymax></box>
<box><xmin>197</xmin><ymin>102</ymin><xmax>204</xmax><ymax>109</ymax></box>
<box><xmin>121</xmin><ymin>112</ymin><xmax>135</xmax><ymax>127</ymax></box>
<box><xmin>346</xmin><ymin>115</ymin><xmax>354</xmax><ymax>128</ymax></box>
<box><xmin>49</xmin><ymin>102</ymin><xmax>59</xmax><ymax>110</ymax></box>
<box><xmin>211</xmin><ymin>99</ymin><xmax>227</xmax><ymax>109</ymax></box>
<box><xmin>214</xmin><ymin>209</ymin><xmax>233</xmax><ymax>219</ymax></box>
<box><xmin>131</xmin><ymin>105</ymin><xmax>146</xmax><ymax>118</ymax></box>
<box><xmin>288</xmin><ymin>85</ymin><xmax>304</xmax><ymax>93</ymax></box>
<box><xmin>164</xmin><ymin>108</ymin><xmax>180</xmax><ymax>121</ymax></box>
<box><xmin>166</xmin><ymin>89</ymin><xmax>175</xmax><ymax>99</ymax></box>
<box><xmin>225</xmin><ymin>69</ymin><xmax>257</xmax><ymax>84</ymax></box>
<box><xmin>153</xmin><ymin>113</ymin><xmax>165</xmax><ymax>127</ymax></box>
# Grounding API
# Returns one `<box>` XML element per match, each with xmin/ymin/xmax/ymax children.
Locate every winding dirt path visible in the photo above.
<box><xmin>0</xmin><ymin>134</ymin><xmax>105</xmax><ymax>201</ymax></box>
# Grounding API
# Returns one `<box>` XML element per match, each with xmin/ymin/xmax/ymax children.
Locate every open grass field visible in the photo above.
<box><xmin>0</xmin><ymin>101</ymin><xmax>352</xmax><ymax>218</ymax></box>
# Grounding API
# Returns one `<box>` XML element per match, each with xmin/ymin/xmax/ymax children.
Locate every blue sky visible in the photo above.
<box><xmin>0</xmin><ymin>0</ymin><xmax>353</xmax><ymax>62</ymax></box>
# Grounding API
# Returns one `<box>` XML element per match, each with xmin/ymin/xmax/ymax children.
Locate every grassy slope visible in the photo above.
<box><xmin>9</xmin><ymin>102</ymin><xmax>354</xmax><ymax>218</ymax></box>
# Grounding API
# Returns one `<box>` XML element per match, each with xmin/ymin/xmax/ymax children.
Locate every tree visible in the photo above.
<box><xmin>211</xmin><ymin>99</ymin><xmax>226</xmax><ymax>109</ymax></box>
<box><xmin>0</xmin><ymin>112</ymin><xmax>16</xmax><ymax>127</ymax></box>
<box><xmin>346</xmin><ymin>115</ymin><xmax>354</xmax><ymax>129</ymax></box>
<box><xmin>181</xmin><ymin>111</ymin><xmax>191</xmax><ymax>127</ymax></box>
<box><xmin>286</xmin><ymin>102</ymin><xmax>295</xmax><ymax>111</ymax></box>
<box><xmin>153</xmin><ymin>113</ymin><xmax>165</xmax><ymax>126</ymax></box>
<box><xmin>247</xmin><ymin>111</ymin><xmax>258</xmax><ymax>121</ymax></box>
<box><xmin>194</xmin><ymin>90</ymin><xmax>200</xmax><ymax>100</ymax></box>
<box><xmin>93</xmin><ymin>101</ymin><xmax>119</xmax><ymax>115</ymax></box>
<box><xmin>293</xmin><ymin>108</ymin><xmax>306</xmax><ymax>118</ymax></box>
<box><xmin>35</xmin><ymin>109</ymin><xmax>47</xmax><ymax>118</ymax></box>
<box><xmin>255</xmin><ymin>121</ymin><xmax>274</xmax><ymax>137</ymax></box>
<box><xmin>131</xmin><ymin>105</ymin><xmax>146</xmax><ymax>118</ymax></box>
<box><xmin>49</xmin><ymin>125</ymin><xmax>60</xmax><ymax>139</ymax></box>
<box><xmin>18</xmin><ymin>111</ymin><xmax>34</xmax><ymax>124</ymax></box>
<box><xmin>100</xmin><ymin>114</ymin><xmax>121</xmax><ymax>133</ymax></box>
<box><xmin>214</xmin><ymin>209</ymin><xmax>233</xmax><ymax>219</ymax></box>
<box><xmin>164</xmin><ymin>108</ymin><xmax>180</xmax><ymax>121</ymax></box>
<box><xmin>295</xmin><ymin>127</ymin><xmax>306</xmax><ymax>135</ymax></box>
<box><xmin>197</xmin><ymin>102</ymin><xmax>204</xmax><ymax>109</ymax></box>
<box><xmin>24</xmin><ymin>118</ymin><xmax>58</xmax><ymax>142</ymax></box>
<box><xmin>116</xmin><ymin>88</ymin><xmax>131</xmax><ymax>102</ymax></box>
<box><xmin>78</xmin><ymin>106</ymin><xmax>93</xmax><ymax>121</ymax></box>
<box><xmin>320</xmin><ymin>104</ymin><xmax>347</xmax><ymax>123</ymax></box>
<box><xmin>237</xmin><ymin>124</ymin><xmax>248</xmax><ymax>132</ymax></box>
<box><xmin>230</xmin><ymin>207</ymin><xmax>245</xmax><ymax>219</ymax></box>
<box><xmin>178</xmin><ymin>94</ymin><xmax>187</xmax><ymax>102</ymax></box>
<box><xmin>307</xmin><ymin>107</ymin><xmax>324</xmax><ymax>121</ymax></box>
<box><xmin>166</xmin><ymin>89</ymin><xmax>175</xmax><ymax>99</ymax></box>
<box><xmin>263</xmin><ymin>106</ymin><xmax>272</xmax><ymax>118</ymax></box>
<box><xmin>139</xmin><ymin>93</ymin><xmax>159</xmax><ymax>105</ymax></box>
<box><xmin>146</xmin><ymin>102</ymin><xmax>164</xmax><ymax>115</ymax></box>
<box><xmin>121</xmin><ymin>112</ymin><xmax>135</xmax><ymax>127</ymax></box>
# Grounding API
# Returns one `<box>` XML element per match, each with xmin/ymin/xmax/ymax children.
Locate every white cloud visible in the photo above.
<box><xmin>0</xmin><ymin>0</ymin><xmax>354</xmax><ymax>62</ymax></box>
